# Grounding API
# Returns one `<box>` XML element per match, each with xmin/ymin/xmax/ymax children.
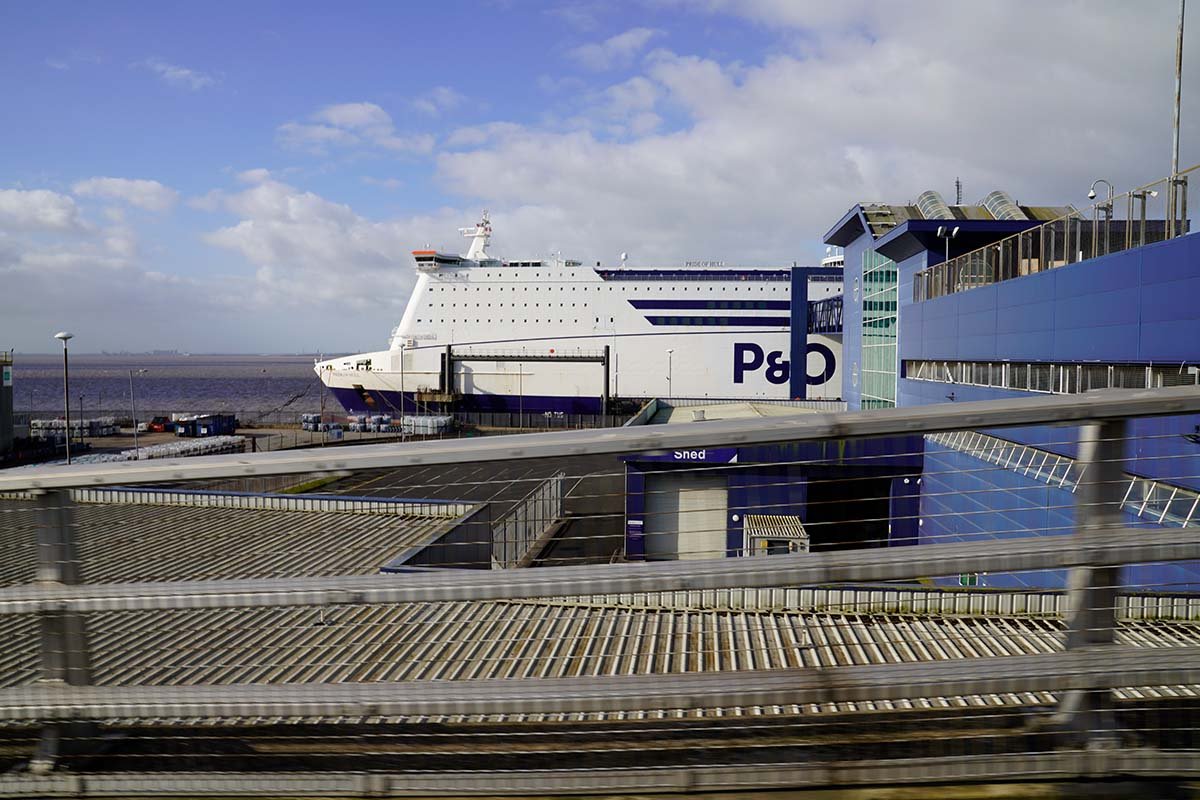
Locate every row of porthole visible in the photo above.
<box><xmin>430</xmin><ymin>303</ymin><xmax>589</xmax><ymax>308</ymax></box>
<box><xmin>433</xmin><ymin>284</ymin><xmax>782</xmax><ymax>292</ymax></box>
<box><xmin>419</xmin><ymin>316</ymin><xmax>617</xmax><ymax>322</ymax></box>
<box><xmin>417</xmin><ymin>319</ymin><xmax>587</xmax><ymax>325</ymax></box>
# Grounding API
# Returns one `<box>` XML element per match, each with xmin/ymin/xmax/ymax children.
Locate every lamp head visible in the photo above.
<box><xmin>1087</xmin><ymin>189</ymin><xmax>1096</xmax><ymax>200</ymax></box>
<box><xmin>53</xmin><ymin>331</ymin><xmax>74</xmax><ymax>343</ymax></box>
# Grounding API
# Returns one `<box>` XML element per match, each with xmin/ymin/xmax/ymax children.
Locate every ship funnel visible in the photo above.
<box><xmin>979</xmin><ymin>190</ymin><xmax>1028</xmax><ymax>221</ymax></box>
<box><xmin>916</xmin><ymin>190</ymin><xmax>954</xmax><ymax>220</ymax></box>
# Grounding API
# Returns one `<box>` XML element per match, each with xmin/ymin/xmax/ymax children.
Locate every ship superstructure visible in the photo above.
<box><xmin>316</xmin><ymin>214</ymin><xmax>842</xmax><ymax>415</ymax></box>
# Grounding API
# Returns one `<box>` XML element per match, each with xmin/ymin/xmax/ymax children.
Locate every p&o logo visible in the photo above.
<box><xmin>733</xmin><ymin>342</ymin><xmax>836</xmax><ymax>386</ymax></box>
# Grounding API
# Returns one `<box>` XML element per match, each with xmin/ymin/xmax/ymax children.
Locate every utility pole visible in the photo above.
<box><xmin>1170</xmin><ymin>0</ymin><xmax>1187</xmax><ymax>236</ymax></box>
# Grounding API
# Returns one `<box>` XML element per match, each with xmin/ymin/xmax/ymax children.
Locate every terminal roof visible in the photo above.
<box><xmin>823</xmin><ymin>201</ymin><xmax>1077</xmax><ymax>249</ymax></box>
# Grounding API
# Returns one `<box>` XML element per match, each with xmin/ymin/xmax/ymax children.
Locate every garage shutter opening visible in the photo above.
<box><xmin>643</xmin><ymin>473</ymin><xmax>727</xmax><ymax>560</ymax></box>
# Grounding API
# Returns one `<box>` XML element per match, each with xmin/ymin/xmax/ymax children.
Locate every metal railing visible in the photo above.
<box><xmin>914</xmin><ymin>164</ymin><xmax>1197</xmax><ymax>302</ymax></box>
<box><xmin>491</xmin><ymin>472</ymin><xmax>565</xmax><ymax>568</ymax></box>
<box><xmin>1</xmin><ymin>386</ymin><xmax>1199</xmax><ymax>793</ymax></box>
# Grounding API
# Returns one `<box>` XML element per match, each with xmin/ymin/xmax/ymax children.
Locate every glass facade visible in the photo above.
<box><xmin>860</xmin><ymin>249</ymin><xmax>898</xmax><ymax>409</ymax></box>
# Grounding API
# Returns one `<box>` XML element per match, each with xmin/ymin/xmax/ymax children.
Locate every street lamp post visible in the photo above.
<box><xmin>53</xmin><ymin>332</ymin><xmax>73</xmax><ymax>464</ymax></box>
<box><xmin>936</xmin><ymin>225</ymin><xmax>960</xmax><ymax>287</ymax></box>
<box><xmin>1088</xmin><ymin>179</ymin><xmax>1115</xmax><ymax>258</ymax></box>
<box><xmin>129</xmin><ymin>369</ymin><xmax>145</xmax><ymax>460</ymax></box>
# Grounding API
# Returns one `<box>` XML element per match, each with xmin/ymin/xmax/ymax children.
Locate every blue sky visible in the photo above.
<box><xmin>2</xmin><ymin>1</ymin><xmax>1195</xmax><ymax>353</ymax></box>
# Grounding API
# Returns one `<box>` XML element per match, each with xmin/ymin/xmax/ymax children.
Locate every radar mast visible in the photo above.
<box><xmin>460</xmin><ymin>211</ymin><xmax>492</xmax><ymax>260</ymax></box>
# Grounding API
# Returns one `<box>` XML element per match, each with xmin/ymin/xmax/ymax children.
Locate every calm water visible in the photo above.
<box><xmin>12</xmin><ymin>354</ymin><xmax>336</xmax><ymax>421</ymax></box>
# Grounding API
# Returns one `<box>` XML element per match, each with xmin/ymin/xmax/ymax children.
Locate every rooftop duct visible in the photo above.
<box><xmin>979</xmin><ymin>190</ymin><xmax>1028</xmax><ymax>221</ymax></box>
<box><xmin>916</xmin><ymin>190</ymin><xmax>955</xmax><ymax>220</ymax></box>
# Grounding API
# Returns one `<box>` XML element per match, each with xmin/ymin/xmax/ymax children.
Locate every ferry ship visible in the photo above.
<box><xmin>316</xmin><ymin>214</ymin><xmax>842</xmax><ymax>415</ymax></box>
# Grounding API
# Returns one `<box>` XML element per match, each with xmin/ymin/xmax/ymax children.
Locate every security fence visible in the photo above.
<box><xmin>0</xmin><ymin>387</ymin><xmax>1199</xmax><ymax>795</ymax></box>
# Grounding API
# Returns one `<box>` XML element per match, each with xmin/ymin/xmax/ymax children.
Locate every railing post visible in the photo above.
<box><xmin>32</xmin><ymin>489</ymin><xmax>95</xmax><ymax>773</ymax></box>
<box><xmin>35</xmin><ymin>489</ymin><xmax>92</xmax><ymax>684</ymax></box>
<box><xmin>1059</xmin><ymin>419</ymin><xmax>1126</xmax><ymax>748</ymax></box>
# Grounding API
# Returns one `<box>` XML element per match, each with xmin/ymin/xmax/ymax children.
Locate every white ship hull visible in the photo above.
<box><xmin>317</xmin><ymin>216</ymin><xmax>841</xmax><ymax>415</ymax></box>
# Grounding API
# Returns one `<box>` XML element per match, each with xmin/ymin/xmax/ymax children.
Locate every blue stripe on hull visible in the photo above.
<box><xmin>328</xmin><ymin>386</ymin><xmax>604</xmax><ymax>415</ymax></box>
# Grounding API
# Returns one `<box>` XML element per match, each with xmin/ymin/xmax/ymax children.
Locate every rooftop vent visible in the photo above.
<box><xmin>979</xmin><ymin>190</ymin><xmax>1028</xmax><ymax>221</ymax></box>
<box><xmin>916</xmin><ymin>190</ymin><xmax>954</xmax><ymax>220</ymax></box>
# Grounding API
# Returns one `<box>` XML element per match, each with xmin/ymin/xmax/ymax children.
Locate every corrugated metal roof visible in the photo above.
<box><xmin>2</xmin><ymin>598</ymin><xmax>1196</xmax><ymax>724</ymax></box>
<box><xmin>0</xmin><ymin>503</ymin><xmax>460</xmax><ymax>586</ymax></box>
<box><xmin>744</xmin><ymin>514</ymin><xmax>807</xmax><ymax>540</ymax></box>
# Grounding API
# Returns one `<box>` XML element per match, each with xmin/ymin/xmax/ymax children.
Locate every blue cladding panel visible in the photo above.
<box><xmin>899</xmin><ymin>378</ymin><xmax>1200</xmax><ymax>493</ymax></box>
<box><xmin>920</xmin><ymin>443</ymin><xmax>1200</xmax><ymax>590</ymax></box>
<box><xmin>624</xmin><ymin>468</ymin><xmax>646</xmax><ymax>560</ymax></box>
<box><xmin>899</xmin><ymin>233</ymin><xmax>1199</xmax><ymax>364</ymax></box>
<box><xmin>889</xmin><ymin>475</ymin><xmax>921</xmax><ymax>546</ymax></box>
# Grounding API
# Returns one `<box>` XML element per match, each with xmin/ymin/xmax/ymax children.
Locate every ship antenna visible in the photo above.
<box><xmin>459</xmin><ymin>210</ymin><xmax>492</xmax><ymax>260</ymax></box>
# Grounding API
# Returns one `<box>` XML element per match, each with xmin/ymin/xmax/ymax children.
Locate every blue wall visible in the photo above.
<box><xmin>894</xmin><ymin>232</ymin><xmax>1200</xmax><ymax>492</ymax></box>
<box><xmin>623</xmin><ymin>436</ymin><xmax>924</xmax><ymax>558</ymax></box>
<box><xmin>899</xmin><ymin>232</ymin><xmax>1200</xmax><ymax>363</ymax></box>
<box><xmin>922</xmin><ymin>443</ymin><xmax>1200</xmax><ymax>591</ymax></box>
<box><xmin>839</xmin><ymin>230</ymin><xmax>867</xmax><ymax>409</ymax></box>
<box><xmin>890</xmin><ymin>232</ymin><xmax>1200</xmax><ymax>590</ymax></box>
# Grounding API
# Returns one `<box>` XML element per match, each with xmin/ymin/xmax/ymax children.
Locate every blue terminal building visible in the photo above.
<box><xmin>824</xmin><ymin>179</ymin><xmax>1200</xmax><ymax>589</ymax></box>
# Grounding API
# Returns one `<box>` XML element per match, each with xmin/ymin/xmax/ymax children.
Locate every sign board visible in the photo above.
<box><xmin>634</xmin><ymin>448</ymin><xmax>739</xmax><ymax>464</ymax></box>
<box><xmin>1</xmin><ymin>366</ymin><xmax>10</xmax><ymax>387</ymax></box>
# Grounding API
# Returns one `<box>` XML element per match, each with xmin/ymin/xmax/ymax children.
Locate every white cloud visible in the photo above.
<box><xmin>362</xmin><ymin>176</ymin><xmax>403</xmax><ymax>190</ymax></box>
<box><xmin>546</xmin><ymin>3</ymin><xmax>607</xmax><ymax>31</ymax></box>
<box><xmin>431</xmin><ymin>1</ymin><xmax>1196</xmax><ymax>268</ymax></box>
<box><xmin>277</xmin><ymin>102</ymin><xmax>434</xmax><ymax>155</ymax></box>
<box><xmin>537</xmin><ymin>74</ymin><xmax>588</xmax><ymax>95</ymax></box>
<box><xmin>236</xmin><ymin>168</ymin><xmax>272</xmax><ymax>184</ymax></box>
<box><xmin>0</xmin><ymin>197</ymin><xmax>242</xmax><ymax>352</ymax></box>
<box><xmin>444</xmin><ymin>122</ymin><xmax>525</xmax><ymax>149</ymax></box>
<box><xmin>313</xmin><ymin>102</ymin><xmax>394</xmax><ymax>132</ymax></box>
<box><xmin>45</xmin><ymin>58</ymin><xmax>69</xmax><ymax>71</ymax></box>
<box><xmin>202</xmin><ymin>176</ymin><xmax>446</xmax><ymax>309</ymax></box>
<box><xmin>277</xmin><ymin>121</ymin><xmax>359</xmax><ymax>152</ymax></box>
<box><xmin>141</xmin><ymin>58</ymin><xmax>216</xmax><ymax>90</ymax></box>
<box><xmin>0</xmin><ymin>189</ymin><xmax>83</xmax><ymax>232</ymax></box>
<box><xmin>574</xmin><ymin>75</ymin><xmax>663</xmax><ymax>136</ymax></box>
<box><xmin>72</xmin><ymin>177</ymin><xmax>179</xmax><ymax>212</ymax></box>
<box><xmin>412</xmin><ymin>86</ymin><xmax>466</xmax><ymax>117</ymax></box>
<box><xmin>569</xmin><ymin>27</ymin><xmax>661</xmax><ymax>71</ymax></box>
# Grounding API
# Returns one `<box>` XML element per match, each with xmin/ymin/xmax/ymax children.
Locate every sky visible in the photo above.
<box><xmin>1</xmin><ymin>0</ymin><xmax>1196</xmax><ymax>354</ymax></box>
